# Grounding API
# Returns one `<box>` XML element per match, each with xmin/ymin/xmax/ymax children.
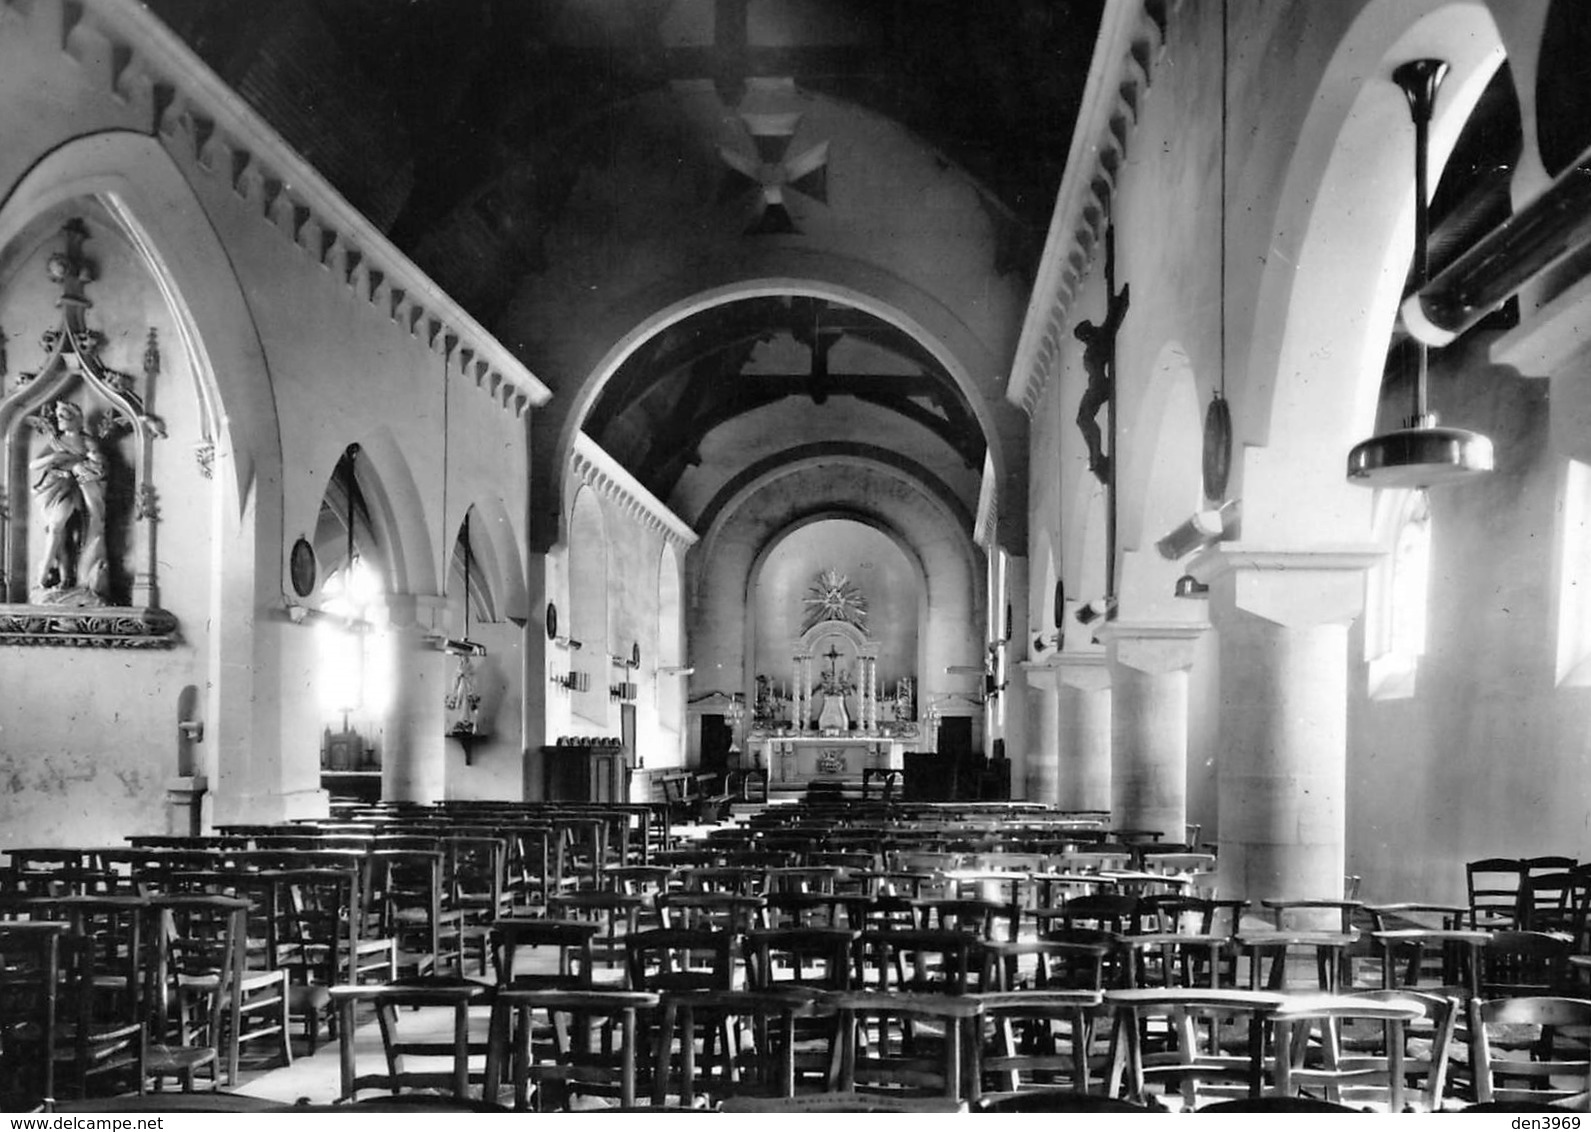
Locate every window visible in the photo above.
<box><xmin>1555</xmin><ymin>459</ymin><xmax>1591</xmax><ymax>686</ymax></box>
<box><xmin>1366</xmin><ymin>491</ymin><xmax>1431</xmax><ymax>700</ymax></box>
<box><xmin>317</xmin><ymin>557</ymin><xmax>392</xmax><ymax>719</ymax></box>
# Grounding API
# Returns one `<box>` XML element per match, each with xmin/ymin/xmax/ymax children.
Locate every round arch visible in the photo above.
<box><xmin>1233</xmin><ymin>1</ymin><xmax>1506</xmax><ymax>545</ymax></box>
<box><xmin>690</xmin><ymin>459</ymin><xmax>984</xmax><ymax>712</ymax></box>
<box><xmin>528</xmin><ymin>257</ymin><xmax>1028</xmax><ymax>554</ymax></box>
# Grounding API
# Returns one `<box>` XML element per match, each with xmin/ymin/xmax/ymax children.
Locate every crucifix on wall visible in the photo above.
<box><xmin>1074</xmin><ymin>229</ymin><xmax>1130</xmax><ymax>485</ymax></box>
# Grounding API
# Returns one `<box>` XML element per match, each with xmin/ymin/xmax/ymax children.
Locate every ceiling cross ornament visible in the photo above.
<box><xmin>801</xmin><ymin>567</ymin><xmax>866</xmax><ymax>634</ymax></box>
<box><xmin>717</xmin><ymin>107</ymin><xmax>829</xmax><ymax>236</ymax></box>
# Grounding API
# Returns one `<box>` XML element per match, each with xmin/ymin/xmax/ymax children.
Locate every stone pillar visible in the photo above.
<box><xmin>1055</xmin><ymin>654</ymin><xmax>1112</xmax><ymax>812</ymax></box>
<box><xmin>1020</xmin><ymin>663</ymin><xmax>1061</xmax><ymax>803</ymax></box>
<box><xmin>1193</xmin><ymin>548</ymin><xmax>1378</xmax><ymax>905</ymax></box>
<box><xmin>378</xmin><ymin>593</ymin><xmax>449</xmax><ymax>804</ymax></box>
<box><xmin>1104</xmin><ymin>623</ymin><xmax>1204</xmax><ymax>844</ymax></box>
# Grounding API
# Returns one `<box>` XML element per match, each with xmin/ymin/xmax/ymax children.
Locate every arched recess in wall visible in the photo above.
<box><xmin>1037</xmin><ymin>546</ymin><xmax>1060</xmax><ymax>653</ymax></box>
<box><xmin>453</xmin><ymin>495</ymin><xmax>527</xmax><ymax>628</ymax></box>
<box><xmin>657</xmin><ymin>542</ymin><xmax>684</xmax><ymax>741</ymax></box>
<box><xmin>0</xmin><ymin>132</ymin><xmax>279</xmax><ymax>520</ymax></box>
<box><xmin>748</xmin><ymin>514</ymin><xmax>926</xmax><ymax>712</ymax></box>
<box><xmin>1121</xmin><ymin>342</ymin><xmax>1207</xmax><ymax>608</ymax></box>
<box><xmin>346</xmin><ymin>427</ymin><xmax>436</xmax><ymax>598</ymax></box>
<box><xmin>568</xmin><ymin>485</ymin><xmax>608</xmax><ymax>726</ymax></box>
<box><xmin>692</xmin><ymin>458</ymin><xmax>981</xmax><ymax>712</ymax></box>
<box><xmin>1236</xmin><ymin>2</ymin><xmax>1504</xmax><ymax>543</ymax></box>
<box><xmin>308</xmin><ymin>444</ymin><xmax>400</xmax><ymax>732</ymax></box>
<box><xmin>0</xmin><ymin>131</ymin><xmax>283</xmax><ymax>822</ymax></box>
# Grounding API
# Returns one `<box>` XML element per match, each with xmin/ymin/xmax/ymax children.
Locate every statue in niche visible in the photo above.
<box><xmin>1074</xmin><ymin>281</ymin><xmax>1130</xmax><ymax>484</ymax></box>
<box><xmin>30</xmin><ymin>398</ymin><xmax>109</xmax><ymax>603</ymax></box>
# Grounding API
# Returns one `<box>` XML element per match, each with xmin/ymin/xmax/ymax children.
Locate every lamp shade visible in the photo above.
<box><xmin>1346</xmin><ymin>420</ymin><xmax>1493</xmax><ymax>488</ymax></box>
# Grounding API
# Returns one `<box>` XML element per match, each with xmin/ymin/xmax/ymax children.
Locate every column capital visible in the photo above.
<box><xmin>1027</xmin><ymin>650</ymin><xmax>1113</xmax><ymax>692</ymax></box>
<box><xmin>1100</xmin><ymin>621</ymin><xmax>1206</xmax><ymax>675</ymax></box>
<box><xmin>1188</xmin><ymin>544</ymin><xmax>1383</xmax><ymax>629</ymax></box>
<box><xmin>367</xmin><ymin>592</ymin><xmax>448</xmax><ymax>634</ymax></box>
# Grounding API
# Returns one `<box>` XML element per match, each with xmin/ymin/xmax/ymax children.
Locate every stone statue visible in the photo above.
<box><xmin>1074</xmin><ymin>282</ymin><xmax>1130</xmax><ymax>484</ymax></box>
<box><xmin>30</xmin><ymin>399</ymin><xmax>108</xmax><ymax>601</ymax></box>
<box><xmin>445</xmin><ymin>654</ymin><xmax>482</xmax><ymax>734</ymax></box>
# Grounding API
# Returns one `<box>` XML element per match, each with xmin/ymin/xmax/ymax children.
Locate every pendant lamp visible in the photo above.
<box><xmin>1347</xmin><ymin>59</ymin><xmax>1493</xmax><ymax>488</ymax></box>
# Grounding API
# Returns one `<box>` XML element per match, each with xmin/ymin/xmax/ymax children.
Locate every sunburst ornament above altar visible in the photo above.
<box><xmin>802</xmin><ymin>568</ymin><xmax>867</xmax><ymax>633</ymax></box>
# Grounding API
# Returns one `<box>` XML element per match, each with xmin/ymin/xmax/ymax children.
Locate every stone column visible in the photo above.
<box><xmin>1054</xmin><ymin>654</ymin><xmax>1112</xmax><ymax>812</ymax></box>
<box><xmin>1193</xmin><ymin>548</ymin><xmax>1378</xmax><ymax>905</ymax></box>
<box><xmin>1103</xmin><ymin>623</ymin><xmax>1204</xmax><ymax>844</ymax></box>
<box><xmin>378</xmin><ymin>593</ymin><xmax>449</xmax><ymax>804</ymax></box>
<box><xmin>1020</xmin><ymin>662</ymin><xmax>1061</xmax><ymax>803</ymax></box>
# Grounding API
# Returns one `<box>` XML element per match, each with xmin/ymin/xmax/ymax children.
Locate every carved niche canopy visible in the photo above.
<box><xmin>0</xmin><ymin>220</ymin><xmax>177</xmax><ymax>647</ymax></box>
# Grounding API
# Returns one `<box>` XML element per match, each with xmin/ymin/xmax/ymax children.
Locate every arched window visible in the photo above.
<box><xmin>1366</xmin><ymin>491</ymin><xmax>1431</xmax><ymax>700</ymax></box>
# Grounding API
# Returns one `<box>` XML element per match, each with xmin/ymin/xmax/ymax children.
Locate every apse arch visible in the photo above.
<box><xmin>689</xmin><ymin>459</ymin><xmax>985</xmax><ymax>714</ymax></box>
<box><xmin>530</xmin><ymin>262</ymin><xmax>1027</xmax><ymax>552</ymax></box>
<box><xmin>747</xmin><ymin>511</ymin><xmax>930</xmax><ymax>719</ymax></box>
<box><xmin>1235</xmin><ymin>1</ymin><xmax>1505</xmax><ymax>543</ymax></box>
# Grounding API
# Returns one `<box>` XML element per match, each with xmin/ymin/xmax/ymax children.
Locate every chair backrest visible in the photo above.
<box><xmin>1472</xmin><ymin>995</ymin><xmax>1591</xmax><ymax>1107</ymax></box>
<box><xmin>743</xmin><ymin>927</ymin><xmax>854</xmax><ymax>991</ymax></box>
<box><xmin>853</xmin><ymin>928</ymin><xmax>984</xmax><ymax>993</ymax></box>
<box><xmin>1467</xmin><ymin>857</ymin><xmax>1526</xmax><ymax>930</ymax></box>
<box><xmin>623</xmin><ymin>928</ymin><xmax>734</xmax><ymax>993</ymax></box>
<box><xmin>1053</xmin><ymin>893</ymin><xmax>1138</xmax><ymax>934</ymax></box>
<box><xmin>1478</xmin><ymin>930</ymin><xmax>1572</xmax><ymax>997</ymax></box>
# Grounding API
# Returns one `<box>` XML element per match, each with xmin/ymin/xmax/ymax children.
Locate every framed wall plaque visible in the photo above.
<box><xmin>289</xmin><ymin>537</ymin><xmax>318</xmax><ymax>598</ymax></box>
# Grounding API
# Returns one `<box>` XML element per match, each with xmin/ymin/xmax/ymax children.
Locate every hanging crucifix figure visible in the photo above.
<box><xmin>1074</xmin><ymin>249</ymin><xmax>1130</xmax><ymax>485</ymax></box>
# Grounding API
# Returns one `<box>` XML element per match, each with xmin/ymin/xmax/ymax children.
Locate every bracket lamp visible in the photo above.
<box><xmin>1075</xmin><ymin>597</ymin><xmax>1117</xmax><ymax>627</ymax></box>
<box><xmin>1156</xmin><ymin>500</ymin><xmax>1240</xmax><ymax>560</ymax></box>
<box><xmin>1347</xmin><ymin>59</ymin><xmax>1493</xmax><ymax>489</ymax></box>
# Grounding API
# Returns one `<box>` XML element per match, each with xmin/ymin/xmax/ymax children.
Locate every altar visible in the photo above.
<box><xmin>748</xmin><ymin>733</ymin><xmax>908</xmax><ymax>793</ymax></box>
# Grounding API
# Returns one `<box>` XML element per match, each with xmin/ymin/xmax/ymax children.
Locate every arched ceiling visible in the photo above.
<box><xmin>149</xmin><ymin>0</ymin><xmax>1102</xmax><ymax>324</ymax></box>
<box><xmin>149</xmin><ymin>0</ymin><xmax>1098</xmax><ymax>551</ymax></box>
<box><xmin>585</xmin><ymin>294</ymin><xmax>983</xmax><ymax>501</ymax></box>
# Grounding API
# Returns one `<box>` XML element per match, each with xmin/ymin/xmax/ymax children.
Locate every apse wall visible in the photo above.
<box><xmin>751</xmin><ymin>519</ymin><xmax>921</xmax><ymax>696</ymax></box>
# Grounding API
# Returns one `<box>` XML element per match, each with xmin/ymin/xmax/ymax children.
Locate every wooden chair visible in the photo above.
<box><xmin>974</xmin><ymin>989</ymin><xmax>1103</xmax><ymax>1098</ymax></box>
<box><xmin>43</xmin><ymin>896</ymin><xmax>151</xmax><ymax>1102</ymax></box>
<box><xmin>823</xmin><ymin>990</ymin><xmax>984</xmax><ymax>1103</ymax></box>
<box><xmin>1267</xmin><ymin>991</ymin><xmax>1444</xmax><ymax>1112</ymax></box>
<box><xmin>1101</xmin><ymin>987</ymin><xmax>1287</xmax><ymax>1109</ymax></box>
<box><xmin>1471</xmin><ymin>996</ymin><xmax>1591</xmax><ymax>1108</ymax></box>
<box><xmin>721</xmin><ymin>1090</ymin><xmax>966</xmax><ymax>1112</ymax></box>
<box><xmin>0</xmin><ymin>921</ymin><xmax>67</xmax><ymax>1110</ymax></box>
<box><xmin>327</xmin><ymin>982</ymin><xmax>489</xmax><ymax>1102</ymax></box>
<box><xmin>145</xmin><ymin>894</ymin><xmax>251</xmax><ymax>1093</ymax></box>
<box><xmin>483</xmin><ymin>988</ymin><xmax>658</xmax><ymax>1110</ymax></box>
